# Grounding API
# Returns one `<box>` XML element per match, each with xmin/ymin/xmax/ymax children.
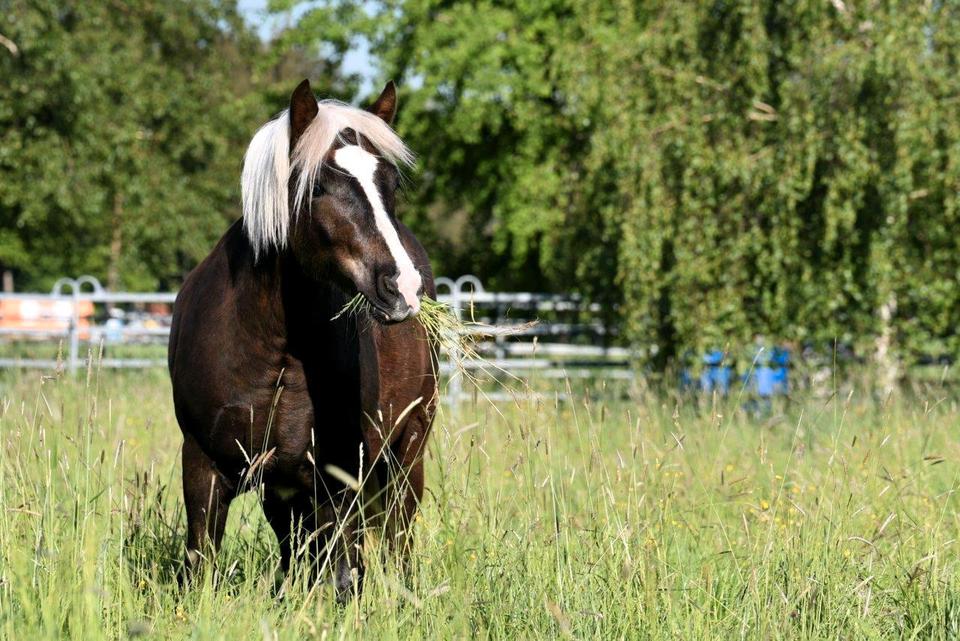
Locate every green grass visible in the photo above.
<box><xmin>0</xmin><ymin>366</ymin><xmax>958</xmax><ymax>639</ymax></box>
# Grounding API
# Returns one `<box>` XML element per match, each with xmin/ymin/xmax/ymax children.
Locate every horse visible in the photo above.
<box><xmin>167</xmin><ymin>79</ymin><xmax>437</xmax><ymax>599</ymax></box>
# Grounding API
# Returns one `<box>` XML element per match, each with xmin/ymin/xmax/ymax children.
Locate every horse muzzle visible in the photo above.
<box><xmin>368</xmin><ymin>272</ymin><xmax>421</xmax><ymax>323</ymax></box>
<box><xmin>383</xmin><ymin>305</ymin><xmax>417</xmax><ymax>323</ymax></box>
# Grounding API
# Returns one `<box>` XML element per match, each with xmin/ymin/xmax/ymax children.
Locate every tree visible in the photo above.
<box><xmin>1</xmin><ymin>1</ymin><xmax>272</xmax><ymax>290</ymax></box>
<box><xmin>279</xmin><ymin>0</ymin><xmax>960</xmax><ymax>370</ymax></box>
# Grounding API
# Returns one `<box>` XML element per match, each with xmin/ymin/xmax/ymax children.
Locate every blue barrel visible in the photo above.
<box><xmin>700</xmin><ymin>350</ymin><xmax>731</xmax><ymax>395</ymax></box>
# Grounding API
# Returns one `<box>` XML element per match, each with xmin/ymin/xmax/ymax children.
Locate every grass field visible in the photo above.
<box><xmin>0</xmin><ymin>366</ymin><xmax>958</xmax><ymax>639</ymax></box>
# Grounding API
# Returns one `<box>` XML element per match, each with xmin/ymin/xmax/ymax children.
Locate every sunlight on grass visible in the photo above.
<box><xmin>0</xmin><ymin>368</ymin><xmax>957</xmax><ymax>639</ymax></box>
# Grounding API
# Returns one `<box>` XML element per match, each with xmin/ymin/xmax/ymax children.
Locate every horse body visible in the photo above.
<box><xmin>168</xmin><ymin>80</ymin><xmax>436</xmax><ymax>597</ymax></box>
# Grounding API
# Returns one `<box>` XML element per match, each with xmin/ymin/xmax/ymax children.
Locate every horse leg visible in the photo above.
<box><xmin>386</xmin><ymin>458</ymin><xmax>424</xmax><ymax>562</ymax></box>
<box><xmin>261</xmin><ymin>491</ymin><xmax>295</xmax><ymax>574</ymax></box>
<box><xmin>323</xmin><ymin>493</ymin><xmax>365</xmax><ymax>603</ymax></box>
<box><xmin>263</xmin><ymin>490</ymin><xmax>365</xmax><ymax>601</ymax></box>
<box><xmin>384</xmin><ymin>417</ymin><xmax>428</xmax><ymax>566</ymax></box>
<box><xmin>180</xmin><ymin>433</ymin><xmax>234</xmax><ymax>582</ymax></box>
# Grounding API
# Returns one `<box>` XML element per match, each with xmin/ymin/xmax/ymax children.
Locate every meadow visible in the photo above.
<box><xmin>0</xmin><ymin>365</ymin><xmax>958</xmax><ymax>640</ymax></box>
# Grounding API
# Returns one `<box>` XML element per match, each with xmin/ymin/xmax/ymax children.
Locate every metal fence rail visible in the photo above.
<box><xmin>0</xmin><ymin>277</ymin><xmax>178</xmax><ymax>371</ymax></box>
<box><xmin>0</xmin><ymin>276</ymin><xmax>633</xmax><ymax>391</ymax></box>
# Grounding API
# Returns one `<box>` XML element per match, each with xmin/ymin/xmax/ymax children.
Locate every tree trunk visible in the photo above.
<box><xmin>874</xmin><ymin>292</ymin><xmax>899</xmax><ymax>399</ymax></box>
<box><xmin>107</xmin><ymin>191</ymin><xmax>123</xmax><ymax>292</ymax></box>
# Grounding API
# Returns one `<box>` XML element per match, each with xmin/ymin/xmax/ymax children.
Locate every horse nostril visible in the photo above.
<box><xmin>377</xmin><ymin>273</ymin><xmax>400</xmax><ymax>300</ymax></box>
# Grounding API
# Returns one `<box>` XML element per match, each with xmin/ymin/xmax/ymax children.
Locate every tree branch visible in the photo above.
<box><xmin>0</xmin><ymin>33</ymin><xmax>18</xmax><ymax>56</ymax></box>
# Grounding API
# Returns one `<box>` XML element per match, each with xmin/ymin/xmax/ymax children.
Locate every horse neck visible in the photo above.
<box><xmin>226</xmin><ymin>248</ymin><xmax>287</xmax><ymax>340</ymax></box>
<box><xmin>268</xmin><ymin>252</ymin><xmax>351</xmax><ymax>340</ymax></box>
<box><xmin>226</xmin><ymin>222</ymin><xmax>347</xmax><ymax>347</ymax></box>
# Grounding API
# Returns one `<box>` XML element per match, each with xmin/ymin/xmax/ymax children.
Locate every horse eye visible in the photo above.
<box><xmin>311</xmin><ymin>181</ymin><xmax>324</xmax><ymax>197</ymax></box>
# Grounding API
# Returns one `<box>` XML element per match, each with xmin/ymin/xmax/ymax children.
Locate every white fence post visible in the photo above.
<box><xmin>53</xmin><ymin>276</ymin><xmax>105</xmax><ymax>374</ymax></box>
<box><xmin>449</xmin><ymin>276</ymin><xmax>484</xmax><ymax>407</ymax></box>
<box><xmin>434</xmin><ymin>276</ymin><xmax>460</xmax><ymax>408</ymax></box>
<box><xmin>51</xmin><ymin>277</ymin><xmax>81</xmax><ymax>374</ymax></box>
<box><xmin>69</xmin><ymin>286</ymin><xmax>80</xmax><ymax>374</ymax></box>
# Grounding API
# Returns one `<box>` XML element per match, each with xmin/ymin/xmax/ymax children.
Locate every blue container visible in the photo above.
<box><xmin>700</xmin><ymin>350</ymin><xmax>731</xmax><ymax>395</ymax></box>
<box><xmin>745</xmin><ymin>347</ymin><xmax>790</xmax><ymax>397</ymax></box>
<box><xmin>755</xmin><ymin>366</ymin><xmax>776</xmax><ymax>397</ymax></box>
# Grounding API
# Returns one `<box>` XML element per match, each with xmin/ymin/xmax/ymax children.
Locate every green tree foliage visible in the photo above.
<box><xmin>283</xmin><ymin>0</ymin><xmax>960</xmax><ymax>366</ymax></box>
<box><xmin>0</xmin><ymin>1</ymin><xmax>278</xmax><ymax>290</ymax></box>
<box><xmin>3</xmin><ymin>1</ymin><xmax>958</xmax><ymax>368</ymax></box>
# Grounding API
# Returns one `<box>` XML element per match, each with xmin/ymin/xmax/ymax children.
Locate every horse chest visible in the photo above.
<box><xmin>200</xmin><ymin>377</ymin><xmax>310</xmax><ymax>477</ymax></box>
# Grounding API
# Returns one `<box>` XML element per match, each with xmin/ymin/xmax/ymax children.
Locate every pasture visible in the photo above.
<box><xmin>0</xmin><ymin>367</ymin><xmax>957</xmax><ymax>639</ymax></box>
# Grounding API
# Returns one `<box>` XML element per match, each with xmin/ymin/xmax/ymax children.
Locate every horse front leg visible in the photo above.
<box><xmin>324</xmin><ymin>493</ymin><xmax>366</xmax><ymax>603</ymax></box>
<box><xmin>269</xmin><ymin>491</ymin><xmax>366</xmax><ymax>601</ymax></box>
<box><xmin>385</xmin><ymin>457</ymin><xmax>424</xmax><ymax>562</ymax></box>
<box><xmin>261</xmin><ymin>489</ymin><xmax>297</xmax><ymax>575</ymax></box>
<box><xmin>180</xmin><ymin>433</ymin><xmax>235</xmax><ymax>584</ymax></box>
<box><xmin>382</xmin><ymin>416</ymin><xmax>428</xmax><ymax>568</ymax></box>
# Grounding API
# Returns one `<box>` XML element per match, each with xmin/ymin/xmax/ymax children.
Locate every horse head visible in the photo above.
<box><xmin>241</xmin><ymin>79</ymin><xmax>422</xmax><ymax>322</ymax></box>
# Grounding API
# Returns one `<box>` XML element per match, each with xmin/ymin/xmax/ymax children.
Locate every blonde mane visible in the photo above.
<box><xmin>240</xmin><ymin>100</ymin><xmax>414</xmax><ymax>259</ymax></box>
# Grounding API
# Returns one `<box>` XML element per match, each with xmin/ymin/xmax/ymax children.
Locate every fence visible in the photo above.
<box><xmin>0</xmin><ymin>276</ymin><xmax>633</xmax><ymax>397</ymax></box>
<box><xmin>435</xmin><ymin>276</ymin><xmax>633</xmax><ymax>401</ymax></box>
<box><xmin>0</xmin><ymin>277</ymin><xmax>176</xmax><ymax>371</ymax></box>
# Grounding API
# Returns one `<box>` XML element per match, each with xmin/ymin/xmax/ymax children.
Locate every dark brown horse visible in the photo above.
<box><xmin>168</xmin><ymin>80</ymin><xmax>437</xmax><ymax>599</ymax></box>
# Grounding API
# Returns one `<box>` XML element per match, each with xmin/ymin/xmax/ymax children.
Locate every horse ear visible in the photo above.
<box><xmin>289</xmin><ymin>79</ymin><xmax>319</xmax><ymax>149</ymax></box>
<box><xmin>369</xmin><ymin>80</ymin><xmax>397</xmax><ymax>124</ymax></box>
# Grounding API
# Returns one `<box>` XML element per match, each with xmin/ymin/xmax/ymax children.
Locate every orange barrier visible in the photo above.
<box><xmin>0</xmin><ymin>298</ymin><xmax>94</xmax><ymax>334</ymax></box>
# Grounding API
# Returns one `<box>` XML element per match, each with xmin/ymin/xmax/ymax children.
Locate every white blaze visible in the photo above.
<box><xmin>334</xmin><ymin>145</ymin><xmax>421</xmax><ymax>312</ymax></box>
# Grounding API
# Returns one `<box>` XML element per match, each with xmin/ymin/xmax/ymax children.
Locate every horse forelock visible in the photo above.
<box><xmin>240</xmin><ymin>101</ymin><xmax>414</xmax><ymax>260</ymax></box>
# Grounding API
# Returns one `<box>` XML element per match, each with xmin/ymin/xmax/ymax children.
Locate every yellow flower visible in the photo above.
<box><xmin>725</xmin><ymin>464</ymin><xmax>734</xmax><ymax>473</ymax></box>
<box><xmin>760</xmin><ymin>500</ymin><xmax>770</xmax><ymax>511</ymax></box>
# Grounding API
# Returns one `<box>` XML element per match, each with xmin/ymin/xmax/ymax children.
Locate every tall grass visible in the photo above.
<box><xmin>0</xmin><ymin>366</ymin><xmax>958</xmax><ymax>639</ymax></box>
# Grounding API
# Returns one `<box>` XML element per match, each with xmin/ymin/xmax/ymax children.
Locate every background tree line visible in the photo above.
<box><xmin>0</xmin><ymin>0</ymin><xmax>350</xmax><ymax>290</ymax></box>
<box><xmin>2</xmin><ymin>0</ymin><xmax>959</xmax><ymax>371</ymax></box>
